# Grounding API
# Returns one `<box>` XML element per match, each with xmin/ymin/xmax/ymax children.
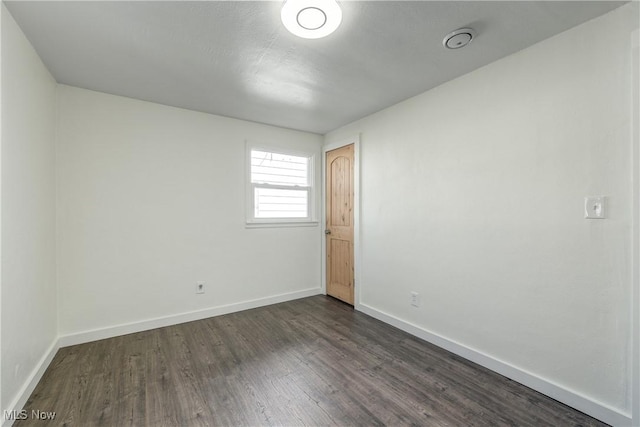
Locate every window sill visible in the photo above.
<box><xmin>245</xmin><ymin>221</ymin><xmax>319</xmax><ymax>229</ymax></box>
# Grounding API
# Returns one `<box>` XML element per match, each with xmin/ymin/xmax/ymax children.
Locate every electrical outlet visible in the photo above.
<box><xmin>585</xmin><ymin>196</ymin><xmax>606</xmax><ymax>219</ymax></box>
<box><xmin>410</xmin><ymin>291</ymin><xmax>420</xmax><ymax>307</ymax></box>
<box><xmin>196</xmin><ymin>281</ymin><xmax>205</xmax><ymax>294</ymax></box>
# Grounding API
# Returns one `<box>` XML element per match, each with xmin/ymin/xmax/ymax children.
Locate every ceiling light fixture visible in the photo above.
<box><xmin>443</xmin><ymin>28</ymin><xmax>476</xmax><ymax>49</ymax></box>
<box><xmin>281</xmin><ymin>0</ymin><xmax>342</xmax><ymax>39</ymax></box>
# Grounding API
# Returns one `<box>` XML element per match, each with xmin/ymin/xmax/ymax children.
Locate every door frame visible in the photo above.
<box><xmin>322</xmin><ymin>134</ymin><xmax>361</xmax><ymax>309</ymax></box>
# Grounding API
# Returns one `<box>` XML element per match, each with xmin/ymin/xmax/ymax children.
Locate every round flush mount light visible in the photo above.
<box><xmin>281</xmin><ymin>0</ymin><xmax>342</xmax><ymax>39</ymax></box>
<box><xmin>443</xmin><ymin>28</ymin><xmax>476</xmax><ymax>49</ymax></box>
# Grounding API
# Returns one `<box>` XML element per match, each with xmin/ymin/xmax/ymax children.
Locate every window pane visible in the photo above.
<box><xmin>254</xmin><ymin>187</ymin><xmax>308</xmax><ymax>218</ymax></box>
<box><xmin>251</xmin><ymin>150</ymin><xmax>308</xmax><ymax>186</ymax></box>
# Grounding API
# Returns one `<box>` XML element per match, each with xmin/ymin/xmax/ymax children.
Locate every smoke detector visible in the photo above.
<box><xmin>443</xmin><ymin>28</ymin><xmax>476</xmax><ymax>49</ymax></box>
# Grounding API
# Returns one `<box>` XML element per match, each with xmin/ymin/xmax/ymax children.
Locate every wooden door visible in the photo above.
<box><xmin>326</xmin><ymin>144</ymin><xmax>354</xmax><ymax>305</ymax></box>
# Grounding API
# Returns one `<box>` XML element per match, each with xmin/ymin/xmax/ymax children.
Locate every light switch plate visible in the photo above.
<box><xmin>585</xmin><ymin>196</ymin><xmax>606</xmax><ymax>219</ymax></box>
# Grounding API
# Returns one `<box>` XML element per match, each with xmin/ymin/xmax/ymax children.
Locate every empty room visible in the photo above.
<box><xmin>1</xmin><ymin>0</ymin><xmax>639</xmax><ymax>426</ymax></box>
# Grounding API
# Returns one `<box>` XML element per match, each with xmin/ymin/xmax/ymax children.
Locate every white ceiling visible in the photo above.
<box><xmin>4</xmin><ymin>1</ymin><xmax>626</xmax><ymax>134</ymax></box>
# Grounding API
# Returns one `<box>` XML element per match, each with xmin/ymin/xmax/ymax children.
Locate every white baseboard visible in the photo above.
<box><xmin>2</xmin><ymin>339</ymin><xmax>60</xmax><ymax>427</ymax></box>
<box><xmin>8</xmin><ymin>292</ymin><xmax>625</xmax><ymax>426</ymax></box>
<box><xmin>357</xmin><ymin>303</ymin><xmax>631</xmax><ymax>427</ymax></box>
<box><xmin>3</xmin><ymin>288</ymin><xmax>321</xmax><ymax>427</ymax></box>
<box><xmin>58</xmin><ymin>287</ymin><xmax>322</xmax><ymax>347</ymax></box>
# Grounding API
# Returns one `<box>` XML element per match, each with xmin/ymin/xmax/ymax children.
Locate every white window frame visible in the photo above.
<box><xmin>246</xmin><ymin>142</ymin><xmax>318</xmax><ymax>228</ymax></box>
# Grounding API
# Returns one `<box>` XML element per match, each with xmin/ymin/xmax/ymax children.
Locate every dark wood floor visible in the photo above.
<box><xmin>17</xmin><ymin>296</ymin><xmax>606</xmax><ymax>426</ymax></box>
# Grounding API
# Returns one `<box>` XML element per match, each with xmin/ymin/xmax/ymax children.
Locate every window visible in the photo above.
<box><xmin>247</xmin><ymin>146</ymin><xmax>315</xmax><ymax>225</ymax></box>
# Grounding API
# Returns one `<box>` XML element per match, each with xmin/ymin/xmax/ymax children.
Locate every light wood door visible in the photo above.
<box><xmin>326</xmin><ymin>144</ymin><xmax>354</xmax><ymax>305</ymax></box>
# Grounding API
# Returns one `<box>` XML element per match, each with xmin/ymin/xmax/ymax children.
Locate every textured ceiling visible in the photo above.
<box><xmin>4</xmin><ymin>1</ymin><xmax>626</xmax><ymax>134</ymax></box>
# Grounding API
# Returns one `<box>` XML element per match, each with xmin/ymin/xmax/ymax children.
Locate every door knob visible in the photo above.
<box><xmin>325</xmin><ymin>229</ymin><xmax>331</xmax><ymax>235</ymax></box>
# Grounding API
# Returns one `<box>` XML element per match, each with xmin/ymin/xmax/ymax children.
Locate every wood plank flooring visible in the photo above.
<box><xmin>16</xmin><ymin>296</ymin><xmax>607</xmax><ymax>426</ymax></box>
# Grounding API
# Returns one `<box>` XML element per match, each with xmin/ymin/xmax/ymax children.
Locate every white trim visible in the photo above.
<box><xmin>58</xmin><ymin>287</ymin><xmax>322</xmax><ymax>347</ymax></box>
<box><xmin>245</xmin><ymin>221</ymin><xmax>318</xmax><ymax>229</ymax></box>
<box><xmin>322</xmin><ymin>135</ymin><xmax>361</xmax><ymax>305</ymax></box>
<box><xmin>358</xmin><ymin>303</ymin><xmax>631</xmax><ymax>427</ymax></box>
<box><xmin>631</xmin><ymin>25</ymin><xmax>640</xmax><ymax>427</ymax></box>
<box><xmin>2</xmin><ymin>339</ymin><xmax>60</xmax><ymax>427</ymax></box>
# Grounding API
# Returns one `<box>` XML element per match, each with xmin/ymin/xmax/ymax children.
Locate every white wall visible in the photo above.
<box><xmin>326</xmin><ymin>4</ymin><xmax>637</xmax><ymax>421</ymax></box>
<box><xmin>56</xmin><ymin>85</ymin><xmax>323</xmax><ymax>337</ymax></box>
<box><xmin>1</xmin><ymin>3</ymin><xmax>57</xmax><ymax>416</ymax></box>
